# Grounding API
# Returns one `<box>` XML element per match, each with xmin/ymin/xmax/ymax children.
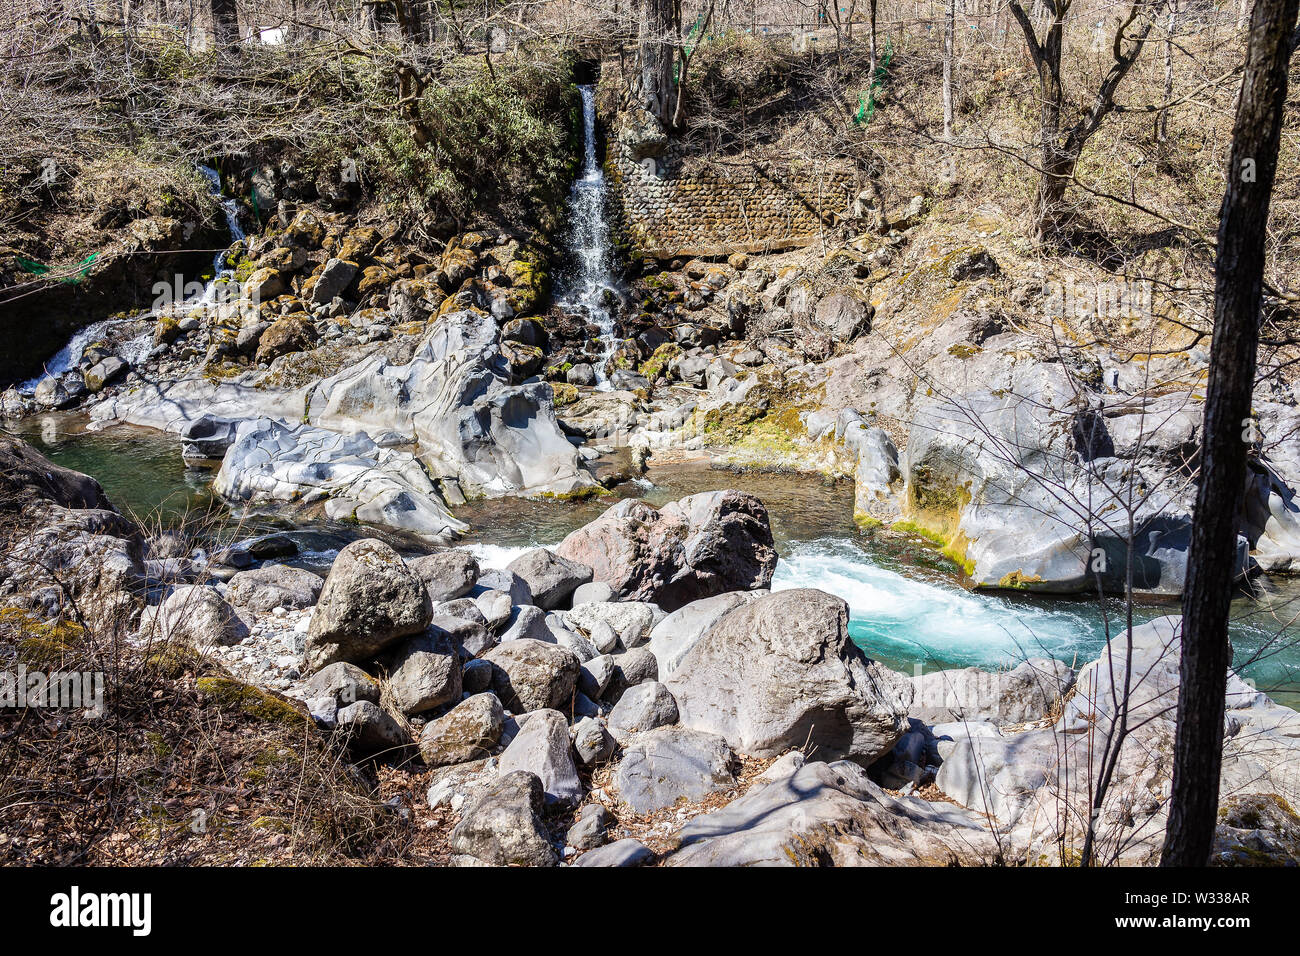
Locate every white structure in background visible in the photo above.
<box><xmin>245</xmin><ymin>26</ymin><xmax>286</xmax><ymax>45</ymax></box>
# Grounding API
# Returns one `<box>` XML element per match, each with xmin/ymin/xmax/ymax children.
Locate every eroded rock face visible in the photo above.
<box><xmin>665</xmin><ymin>588</ymin><xmax>912</xmax><ymax>764</ymax></box>
<box><xmin>664</xmin><ymin>761</ymin><xmax>1002</xmax><ymax>866</ymax></box>
<box><xmin>216</xmin><ymin>419</ymin><xmax>467</xmax><ymax>543</ymax></box>
<box><xmin>308</xmin><ymin>310</ymin><xmax>597</xmax><ymax>498</ymax></box>
<box><xmin>303</xmin><ymin>539</ymin><xmax>433</xmax><ymax>672</ymax></box>
<box><xmin>933</xmin><ymin>616</ymin><xmax>1300</xmax><ymax>864</ymax></box>
<box><xmin>556</xmin><ymin>490</ymin><xmax>778</xmax><ymax>611</ymax></box>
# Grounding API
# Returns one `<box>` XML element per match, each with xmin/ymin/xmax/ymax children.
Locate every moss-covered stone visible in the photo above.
<box><xmin>196</xmin><ymin>676</ymin><xmax>308</xmax><ymax>725</ymax></box>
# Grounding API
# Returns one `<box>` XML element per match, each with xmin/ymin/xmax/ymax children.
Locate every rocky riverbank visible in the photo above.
<box><xmin>2</xmin><ymin>436</ymin><xmax>1296</xmax><ymax>865</ymax></box>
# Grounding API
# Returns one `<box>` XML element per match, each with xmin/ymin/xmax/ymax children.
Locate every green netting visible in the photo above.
<box><xmin>854</xmin><ymin>38</ymin><xmax>894</xmax><ymax>126</ymax></box>
<box><xmin>14</xmin><ymin>252</ymin><xmax>99</xmax><ymax>284</ymax></box>
<box><xmin>674</xmin><ymin>13</ymin><xmax>709</xmax><ymax>84</ymax></box>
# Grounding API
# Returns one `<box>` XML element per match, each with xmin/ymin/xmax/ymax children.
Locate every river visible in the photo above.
<box><xmin>16</xmin><ymin>414</ymin><xmax>1300</xmax><ymax>708</ymax></box>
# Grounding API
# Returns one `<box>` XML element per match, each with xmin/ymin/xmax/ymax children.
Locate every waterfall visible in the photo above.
<box><xmin>20</xmin><ymin>164</ymin><xmax>245</xmax><ymax>394</ymax></box>
<box><xmin>557</xmin><ymin>84</ymin><xmax>620</xmax><ymax>390</ymax></box>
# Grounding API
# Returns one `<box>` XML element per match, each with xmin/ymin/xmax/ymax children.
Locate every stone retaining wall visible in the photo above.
<box><xmin>607</xmin><ymin>147</ymin><xmax>858</xmax><ymax>260</ymax></box>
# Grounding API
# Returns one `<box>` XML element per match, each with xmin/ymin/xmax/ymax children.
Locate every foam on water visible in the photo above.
<box><xmin>465</xmin><ymin>542</ymin><xmax>541</xmax><ymax>571</ymax></box>
<box><xmin>772</xmin><ymin>539</ymin><xmax>1100</xmax><ymax>672</ymax></box>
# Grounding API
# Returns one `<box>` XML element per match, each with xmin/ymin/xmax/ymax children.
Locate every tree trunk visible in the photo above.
<box><xmin>869</xmin><ymin>0</ymin><xmax>878</xmax><ymax>77</ymax></box>
<box><xmin>943</xmin><ymin>0</ymin><xmax>955</xmax><ymax>142</ymax></box>
<box><xmin>1158</xmin><ymin>0</ymin><xmax>1178</xmax><ymax>147</ymax></box>
<box><xmin>638</xmin><ymin>0</ymin><xmax>677</xmax><ymax>129</ymax></box>
<box><xmin>1160</xmin><ymin>0</ymin><xmax>1300</xmax><ymax>868</ymax></box>
<box><xmin>211</xmin><ymin>0</ymin><xmax>239</xmax><ymax>48</ymax></box>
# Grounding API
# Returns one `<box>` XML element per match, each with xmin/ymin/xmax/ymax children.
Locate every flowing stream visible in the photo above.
<box><xmin>21</xmin><ymin>425</ymin><xmax>1298</xmax><ymax>707</ymax></box>
<box><xmin>556</xmin><ymin>84</ymin><xmax>620</xmax><ymax>389</ymax></box>
<box><xmin>18</xmin><ymin>164</ymin><xmax>244</xmax><ymax>395</ymax></box>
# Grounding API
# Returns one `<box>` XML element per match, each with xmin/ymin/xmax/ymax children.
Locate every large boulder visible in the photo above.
<box><xmin>497</xmin><ymin>709</ymin><xmax>583</xmax><ymax>807</ymax></box>
<box><xmin>154</xmin><ymin>585</ymin><xmax>248</xmax><ymax>647</ymax></box>
<box><xmin>505</xmin><ymin>548</ymin><xmax>593</xmax><ymax>610</ymax></box>
<box><xmin>408</xmin><ymin>550</ymin><xmax>480</xmax><ymax>602</ymax></box>
<box><xmin>481</xmin><ymin>639</ymin><xmax>580</xmax><ymax>713</ymax></box>
<box><xmin>664</xmin><ymin>589</ymin><xmax>912</xmax><ymax>764</ymax></box>
<box><xmin>449</xmin><ymin>771</ymin><xmax>558</xmax><ymax>867</ymax></box>
<box><xmin>556</xmin><ymin>490</ymin><xmax>778</xmax><ymax>611</ymax></box>
<box><xmin>381</xmin><ymin>626</ymin><xmax>462</xmax><ymax>715</ymax></box>
<box><xmin>419</xmin><ymin>693</ymin><xmax>505</xmax><ymax>766</ymax></box>
<box><xmin>664</xmin><ymin>760</ymin><xmax>1001</xmax><ymax>866</ymax></box>
<box><xmin>613</xmin><ymin>726</ymin><xmax>736</xmax><ymax>815</ymax></box>
<box><xmin>225</xmin><ymin>564</ymin><xmax>324</xmax><ymax>613</ymax></box>
<box><xmin>216</xmin><ymin>420</ymin><xmax>467</xmax><ymax>543</ymax></box>
<box><xmin>302</xmin><ymin>539</ymin><xmax>433</xmax><ymax>672</ymax></box>
<box><xmin>308</xmin><ymin>310</ymin><xmax>597</xmax><ymax>498</ymax></box>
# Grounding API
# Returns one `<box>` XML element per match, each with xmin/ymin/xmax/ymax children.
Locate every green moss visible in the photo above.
<box><xmin>196</xmin><ymin>677</ymin><xmax>307</xmax><ymax>725</ymax></box>
<box><xmin>640</xmin><ymin>342</ymin><xmax>683</xmax><ymax>380</ymax></box>
<box><xmin>947</xmin><ymin>343</ymin><xmax>982</xmax><ymax>359</ymax></box>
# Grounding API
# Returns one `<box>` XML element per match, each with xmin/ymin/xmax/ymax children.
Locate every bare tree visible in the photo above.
<box><xmin>211</xmin><ymin>0</ymin><xmax>240</xmax><ymax>48</ymax></box>
<box><xmin>1008</xmin><ymin>0</ymin><xmax>1156</xmax><ymax>239</ymax></box>
<box><xmin>1162</xmin><ymin>0</ymin><xmax>1300</xmax><ymax>868</ymax></box>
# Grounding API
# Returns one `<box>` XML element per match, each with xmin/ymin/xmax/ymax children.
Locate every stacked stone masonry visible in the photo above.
<box><xmin>607</xmin><ymin>148</ymin><xmax>858</xmax><ymax>260</ymax></box>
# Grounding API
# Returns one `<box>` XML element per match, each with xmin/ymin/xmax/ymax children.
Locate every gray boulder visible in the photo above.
<box><xmin>303</xmin><ymin>539</ymin><xmax>433</xmax><ymax>672</ymax></box>
<box><xmin>419</xmin><ymin>693</ymin><xmax>505</xmax><ymax>766</ymax></box>
<box><xmin>225</xmin><ymin>564</ymin><xmax>324</xmax><ymax>613</ymax></box>
<box><xmin>664</xmin><ymin>588</ymin><xmax>912</xmax><ymax>764</ymax></box>
<box><xmin>336</xmin><ymin>700</ymin><xmax>412</xmax><ymax>758</ymax></box>
<box><xmin>604</xmin><ymin>647</ymin><xmax>659</xmax><ymax>704</ymax></box>
<box><xmin>474</xmin><ymin>589</ymin><xmax>514</xmax><ymax>630</ymax></box>
<box><xmin>500</xmin><ymin>604</ymin><xmax>553</xmax><ymax>643</ymax></box>
<box><xmin>449</xmin><ymin>771</ymin><xmax>558</xmax><ymax>866</ymax></box>
<box><xmin>506</xmin><ymin>548</ymin><xmax>593</xmax><ymax>609</ymax></box>
<box><xmin>475</xmin><ymin>569</ymin><xmax>534</xmax><ymax>606</ymax></box>
<box><xmin>381</xmin><ymin>626</ymin><xmax>462</xmax><ymax>715</ymax></box>
<box><xmin>614</xmin><ymin>726</ymin><xmax>736</xmax><ymax>815</ymax></box>
<box><xmin>607</xmin><ymin>681</ymin><xmax>679</xmax><ymax>742</ymax></box>
<box><xmin>572</xmin><ymin>716</ymin><xmax>616</xmax><ymax>765</ymax></box>
<box><xmin>310</xmin><ymin>257</ymin><xmax>358</xmax><ymax>305</ymax></box>
<box><xmin>575</xmin><ymin>838</ymin><xmax>655</xmax><ymax>867</ymax></box>
<box><xmin>571</xmin><ymin>581</ymin><xmax>615</xmax><ymax>605</ymax></box>
<box><xmin>482</xmin><ymin>639</ymin><xmax>580</xmax><ymax>713</ymax></box>
<box><xmin>556</xmin><ymin>490</ymin><xmax>778</xmax><ymax>611</ymax></box>
<box><xmin>155</xmin><ymin>585</ymin><xmax>248</xmax><ymax>647</ymax></box>
<box><xmin>566</xmin><ymin>803</ymin><xmax>612</xmax><ymax>850</ymax></box>
<box><xmin>302</xmin><ymin>661</ymin><xmax>380</xmax><ymax>706</ymax></box>
<box><xmin>408</xmin><ymin>549</ymin><xmax>480</xmax><ymax>602</ymax></box>
<box><xmin>497</xmin><ymin>709</ymin><xmax>583</xmax><ymax>807</ymax></box>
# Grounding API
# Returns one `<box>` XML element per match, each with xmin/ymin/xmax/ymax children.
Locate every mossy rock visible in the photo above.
<box><xmin>640</xmin><ymin>342</ymin><xmax>682</xmax><ymax>380</ymax></box>
<box><xmin>196</xmin><ymin>676</ymin><xmax>308</xmax><ymax>725</ymax></box>
<box><xmin>551</xmin><ymin>382</ymin><xmax>579</xmax><ymax>407</ymax></box>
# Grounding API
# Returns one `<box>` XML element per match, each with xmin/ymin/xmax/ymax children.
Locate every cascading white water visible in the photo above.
<box><xmin>19</xmin><ymin>164</ymin><xmax>245</xmax><ymax>394</ymax></box>
<box><xmin>557</xmin><ymin>84</ymin><xmax>620</xmax><ymax>390</ymax></box>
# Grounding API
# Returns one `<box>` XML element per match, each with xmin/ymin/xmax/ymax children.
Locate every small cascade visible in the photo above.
<box><xmin>557</xmin><ymin>84</ymin><xmax>620</xmax><ymax>390</ymax></box>
<box><xmin>20</xmin><ymin>164</ymin><xmax>245</xmax><ymax>394</ymax></box>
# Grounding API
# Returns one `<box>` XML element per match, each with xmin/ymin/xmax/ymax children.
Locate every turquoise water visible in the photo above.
<box><xmin>14</xmin><ymin>419</ymin><xmax>1300</xmax><ymax>705</ymax></box>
